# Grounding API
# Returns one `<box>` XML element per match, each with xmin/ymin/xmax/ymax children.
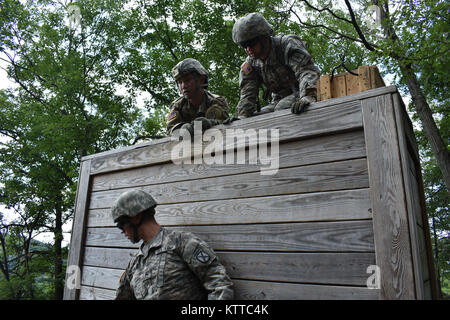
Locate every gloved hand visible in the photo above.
<box><xmin>222</xmin><ymin>116</ymin><xmax>240</xmax><ymax>125</ymax></box>
<box><xmin>291</xmin><ymin>95</ymin><xmax>316</xmax><ymax>114</ymax></box>
<box><xmin>179</xmin><ymin>122</ymin><xmax>194</xmax><ymax>138</ymax></box>
<box><xmin>192</xmin><ymin>117</ymin><xmax>219</xmax><ymax>131</ymax></box>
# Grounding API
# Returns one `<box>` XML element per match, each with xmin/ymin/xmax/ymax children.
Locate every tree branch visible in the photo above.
<box><xmin>344</xmin><ymin>0</ymin><xmax>376</xmax><ymax>51</ymax></box>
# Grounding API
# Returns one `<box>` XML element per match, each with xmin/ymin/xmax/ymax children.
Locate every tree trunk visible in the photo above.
<box><xmin>431</xmin><ymin>215</ymin><xmax>442</xmax><ymax>297</ymax></box>
<box><xmin>54</xmin><ymin>204</ymin><xmax>64</xmax><ymax>300</ymax></box>
<box><xmin>399</xmin><ymin>63</ymin><xmax>450</xmax><ymax>193</ymax></box>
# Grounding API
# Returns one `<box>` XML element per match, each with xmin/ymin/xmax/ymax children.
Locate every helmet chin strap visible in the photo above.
<box><xmin>130</xmin><ymin>213</ymin><xmax>146</xmax><ymax>243</ymax></box>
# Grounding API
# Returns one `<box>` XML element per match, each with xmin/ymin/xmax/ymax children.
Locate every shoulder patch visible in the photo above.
<box><xmin>241</xmin><ymin>61</ymin><xmax>253</xmax><ymax>75</ymax></box>
<box><xmin>194</xmin><ymin>248</ymin><xmax>211</xmax><ymax>264</ymax></box>
<box><xmin>167</xmin><ymin>110</ymin><xmax>177</xmax><ymax>121</ymax></box>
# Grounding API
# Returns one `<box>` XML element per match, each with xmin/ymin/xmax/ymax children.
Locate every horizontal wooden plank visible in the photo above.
<box><xmin>91</xmin><ymin>130</ymin><xmax>366</xmax><ymax>192</ymax></box>
<box><xmin>88</xmin><ymin>158</ymin><xmax>369</xmax><ymax>209</ymax></box>
<box><xmin>87</xmin><ymin>188</ymin><xmax>372</xmax><ymax>227</ymax></box>
<box><xmin>233</xmin><ymin>279</ymin><xmax>379</xmax><ymax>300</ymax></box>
<box><xmin>81</xmin><ymin>86</ymin><xmax>397</xmax><ymax>163</ymax></box>
<box><xmin>81</xmin><ymin>266</ymin><xmax>123</xmax><ymax>291</ymax></box>
<box><xmin>89</xmin><ymin>100</ymin><xmax>363</xmax><ymax>175</ymax></box>
<box><xmin>79</xmin><ymin>285</ymin><xmax>116</xmax><ymax>300</ymax></box>
<box><xmin>85</xmin><ymin>220</ymin><xmax>375</xmax><ymax>252</ymax></box>
<box><xmin>79</xmin><ymin>267</ymin><xmax>379</xmax><ymax>300</ymax></box>
<box><xmin>82</xmin><ymin>247</ymin><xmax>375</xmax><ymax>286</ymax></box>
<box><xmin>219</xmin><ymin>252</ymin><xmax>375</xmax><ymax>286</ymax></box>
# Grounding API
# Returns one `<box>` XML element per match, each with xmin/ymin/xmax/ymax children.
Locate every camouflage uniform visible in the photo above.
<box><xmin>115</xmin><ymin>227</ymin><xmax>234</xmax><ymax>300</ymax></box>
<box><xmin>233</xmin><ymin>13</ymin><xmax>321</xmax><ymax>117</ymax></box>
<box><xmin>166</xmin><ymin>58</ymin><xmax>229</xmax><ymax>134</ymax></box>
<box><xmin>166</xmin><ymin>91</ymin><xmax>229</xmax><ymax>134</ymax></box>
<box><xmin>111</xmin><ymin>190</ymin><xmax>234</xmax><ymax>300</ymax></box>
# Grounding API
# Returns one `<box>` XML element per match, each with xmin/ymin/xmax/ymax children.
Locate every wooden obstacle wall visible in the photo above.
<box><xmin>63</xmin><ymin>86</ymin><xmax>436</xmax><ymax>300</ymax></box>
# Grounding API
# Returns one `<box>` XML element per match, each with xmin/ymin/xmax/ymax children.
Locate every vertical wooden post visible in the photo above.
<box><xmin>361</xmin><ymin>94</ymin><xmax>416</xmax><ymax>299</ymax></box>
<box><xmin>392</xmin><ymin>93</ymin><xmax>439</xmax><ymax>299</ymax></box>
<box><xmin>63</xmin><ymin>159</ymin><xmax>91</xmax><ymax>300</ymax></box>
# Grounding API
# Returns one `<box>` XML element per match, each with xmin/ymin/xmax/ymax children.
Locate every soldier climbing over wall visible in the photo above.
<box><xmin>112</xmin><ymin>190</ymin><xmax>234</xmax><ymax>300</ymax></box>
<box><xmin>232</xmin><ymin>12</ymin><xmax>321</xmax><ymax>118</ymax></box>
<box><xmin>166</xmin><ymin>58</ymin><xmax>230</xmax><ymax>135</ymax></box>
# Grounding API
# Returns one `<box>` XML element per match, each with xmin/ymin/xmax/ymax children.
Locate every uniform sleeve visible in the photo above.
<box><xmin>283</xmin><ymin>36</ymin><xmax>320</xmax><ymax>99</ymax></box>
<box><xmin>205</xmin><ymin>95</ymin><xmax>229</xmax><ymax>123</ymax></box>
<box><xmin>115</xmin><ymin>268</ymin><xmax>136</xmax><ymax>300</ymax></box>
<box><xmin>181</xmin><ymin>234</ymin><xmax>234</xmax><ymax>300</ymax></box>
<box><xmin>166</xmin><ymin>105</ymin><xmax>186</xmax><ymax>135</ymax></box>
<box><xmin>236</xmin><ymin>59</ymin><xmax>261</xmax><ymax>117</ymax></box>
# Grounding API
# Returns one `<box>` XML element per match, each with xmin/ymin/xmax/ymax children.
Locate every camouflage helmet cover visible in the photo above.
<box><xmin>172</xmin><ymin>58</ymin><xmax>208</xmax><ymax>87</ymax></box>
<box><xmin>111</xmin><ymin>190</ymin><xmax>157</xmax><ymax>222</ymax></box>
<box><xmin>232</xmin><ymin>12</ymin><xmax>274</xmax><ymax>44</ymax></box>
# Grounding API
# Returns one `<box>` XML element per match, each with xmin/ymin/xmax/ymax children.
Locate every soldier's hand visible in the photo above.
<box><xmin>180</xmin><ymin>122</ymin><xmax>194</xmax><ymax>138</ymax></box>
<box><xmin>222</xmin><ymin>116</ymin><xmax>240</xmax><ymax>125</ymax></box>
<box><xmin>291</xmin><ymin>95</ymin><xmax>316</xmax><ymax>114</ymax></box>
<box><xmin>192</xmin><ymin>117</ymin><xmax>218</xmax><ymax>131</ymax></box>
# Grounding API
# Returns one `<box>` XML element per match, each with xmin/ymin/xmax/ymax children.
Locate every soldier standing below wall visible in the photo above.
<box><xmin>112</xmin><ymin>190</ymin><xmax>234</xmax><ymax>300</ymax></box>
<box><xmin>232</xmin><ymin>12</ymin><xmax>321</xmax><ymax>118</ymax></box>
<box><xmin>166</xmin><ymin>58</ymin><xmax>229</xmax><ymax>135</ymax></box>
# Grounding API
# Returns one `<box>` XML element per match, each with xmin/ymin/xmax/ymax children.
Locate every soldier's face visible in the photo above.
<box><xmin>243</xmin><ymin>38</ymin><xmax>263</xmax><ymax>59</ymax></box>
<box><xmin>177</xmin><ymin>73</ymin><xmax>203</xmax><ymax>99</ymax></box>
<box><xmin>120</xmin><ymin>215</ymin><xmax>141</xmax><ymax>243</ymax></box>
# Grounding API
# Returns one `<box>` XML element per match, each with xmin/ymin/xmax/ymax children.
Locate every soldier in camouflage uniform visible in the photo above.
<box><xmin>111</xmin><ymin>190</ymin><xmax>234</xmax><ymax>300</ymax></box>
<box><xmin>166</xmin><ymin>58</ymin><xmax>229</xmax><ymax>135</ymax></box>
<box><xmin>232</xmin><ymin>12</ymin><xmax>321</xmax><ymax>118</ymax></box>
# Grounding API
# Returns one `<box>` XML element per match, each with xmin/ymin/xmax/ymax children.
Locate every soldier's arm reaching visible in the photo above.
<box><xmin>282</xmin><ymin>36</ymin><xmax>321</xmax><ymax>114</ymax></box>
<box><xmin>236</xmin><ymin>60</ymin><xmax>261</xmax><ymax>118</ymax></box>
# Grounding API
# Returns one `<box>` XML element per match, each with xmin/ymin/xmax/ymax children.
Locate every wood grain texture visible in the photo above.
<box><xmin>89</xmin><ymin>100</ymin><xmax>363</xmax><ymax>175</ymax></box>
<box><xmin>78</xmin><ymin>267</ymin><xmax>379</xmax><ymax>300</ymax></box>
<box><xmin>394</xmin><ymin>97</ymin><xmax>426</xmax><ymax>299</ymax></box>
<box><xmin>82</xmin><ymin>246</ymin><xmax>375</xmax><ymax>286</ymax></box>
<box><xmin>362</xmin><ymin>94</ymin><xmax>416</xmax><ymax>299</ymax></box>
<box><xmin>65</xmin><ymin>86</ymin><xmax>432</xmax><ymax>300</ymax></box>
<box><xmin>91</xmin><ymin>130</ymin><xmax>366</xmax><ymax>192</ymax></box>
<box><xmin>63</xmin><ymin>159</ymin><xmax>91</xmax><ymax>300</ymax></box>
<box><xmin>87</xmin><ymin>189</ymin><xmax>372</xmax><ymax>227</ymax></box>
<box><xmin>232</xmin><ymin>279</ymin><xmax>379</xmax><ymax>300</ymax></box>
<box><xmin>393</xmin><ymin>92</ymin><xmax>437</xmax><ymax>299</ymax></box>
<box><xmin>88</xmin><ymin>158</ymin><xmax>369</xmax><ymax>209</ymax></box>
<box><xmin>85</xmin><ymin>220</ymin><xmax>375</xmax><ymax>252</ymax></box>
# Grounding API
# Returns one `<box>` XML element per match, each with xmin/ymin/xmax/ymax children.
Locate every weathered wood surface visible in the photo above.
<box><xmin>87</xmin><ymin>189</ymin><xmax>372</xmax><ymax>227</ymax></box>
<box><xmin>91</xmin><ymin>130</ymin><xmax>366</xmax><ymax>192</ymax></box>
<box><xmin>64</xmin><ymin>85</ymin><xmax>434</xmax><ymax>300</ymax></box>
<box><xmin>79</xmin><ymin>279</ymin><xmax>380</xmax><ymax>300</ymax></box>
<box><xmin>362</xmin><ymin>94</ymin><xmax>416</xmax><ymax>299</ymax></box>
<box><xmin>392</xmin><ymin>92</ymin><xmax>437</xmax><ymax>299</ymax></box>
<box><xmin>88</xmin><ymin>158</ymin><xmax>369</xmax><ymax>209</ymax></box>
<box><xmin>82</xmin><ymin>246</ymin><xmax>375</xmax><ymax>286</ymax></box>
<box><xmin>63</xmin><ymin>159</ymin><xmax>91</xmax><ymax>300</ymax></box>
<box><xmin>85</xmin><ymin>220</ymin><xmax>375</xmax><ymax>252</ymax></box>
<box><xmin>89</xmin><ymin>100</ymin><xmax>363</xmax><ymax>175</ymax></box>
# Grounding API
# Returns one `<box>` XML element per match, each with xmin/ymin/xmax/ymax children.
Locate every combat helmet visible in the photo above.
<box><xmin>111</xmin><ymin>190</ymin><xmax>157</xmax><ymax>222</ymax></box>
<box><xmin>172</xmin><ymin>58</ymin><xmax>209</xmax><ymax>88</ymax></box>
<box><xmin>232</xmin><ymin>12</ymin><xmax>274</xmax><ymax>45</ymax></box>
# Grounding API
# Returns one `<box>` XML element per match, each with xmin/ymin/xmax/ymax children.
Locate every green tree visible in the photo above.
<box><xmin>280</xmin><ymin>0</ymin><xmax>449</xmax><ymax>191</ymax></box>
<box><xmin>0</xmin><ymin>0</ymin><xmax>149</xmax><ymax>299</ymax></box>
<box><xmin>275</xmin><ymin>0</ymin><xmax>449</xmax><ymax>297</ymax></box>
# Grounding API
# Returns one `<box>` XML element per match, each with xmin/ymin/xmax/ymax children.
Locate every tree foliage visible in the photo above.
<box><xmin>0</xmin><ymin>0</ymin><xmax>448</xmax><ymax>299</ymax></box>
